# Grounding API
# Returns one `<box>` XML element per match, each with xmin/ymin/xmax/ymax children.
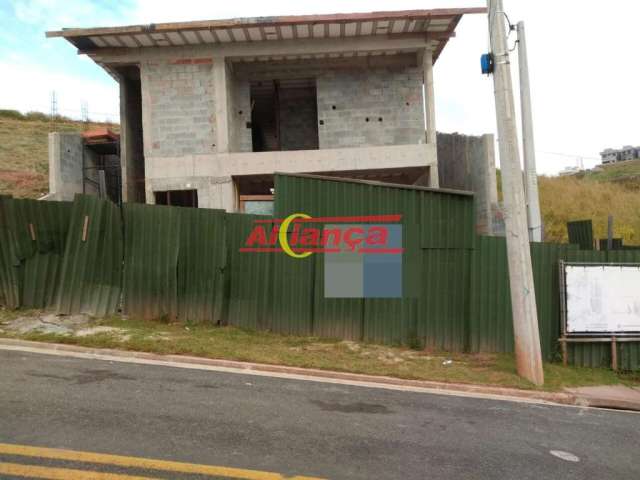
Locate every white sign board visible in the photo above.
<box><xmin>565</xmin><ymin>265</ymin><xmax>640</xmax><ymax>334</ymax></box>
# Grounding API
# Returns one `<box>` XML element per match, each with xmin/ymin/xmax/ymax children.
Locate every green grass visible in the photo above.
<box><xmin>2</xmin><ymin>311</ymin><xmax>637</xmax><ymax>392</ymax></box>
<box><xmin>581</xmin><ymin>160</ymin><xmax>640</xmax><ymax>183</ymax></box>
<box><xmin>0</xmin><ymin>111</ymin><xmax>118</xmax><ymax>198</ymax></box>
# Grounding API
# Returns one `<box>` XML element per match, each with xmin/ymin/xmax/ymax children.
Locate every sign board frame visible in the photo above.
<box><xmin>560</xmin><ymin>261</ymin><xmax>640</xmax><ymax>337</ymax></box>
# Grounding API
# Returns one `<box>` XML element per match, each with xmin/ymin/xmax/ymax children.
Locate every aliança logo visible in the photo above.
<box><xmin>240</xmin><ymin>214</ymin><xmax>403</xmax><ymax>298</ymax></box>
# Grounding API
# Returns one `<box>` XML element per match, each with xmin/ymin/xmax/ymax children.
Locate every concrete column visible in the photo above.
<box><xmin>423</xmin><ymin>49</ymin><xmax>437</xmax><ymax>146</ymax></box>
<box><xmin>48</xmin><ymin>132</ymin><xmax>84</xmax><ymax>200</ymax></box>
<box><xmin>208</xmin><ymin>177</ymin><xmax>237</xmax><ymax>212</ymax></box>
<box><xmin>213</xmin><ymin>57</ymin><xmax>230</xmax><ymax>153</ymax></box>
<box><xmin>423</xmin><ymin>49</ymin><xmax>439</xmax><ymax>188</ymax></box>
<box><xmin>119</xmin><ymin>78</ymin><xmax>130</xmax><ymax>203</ymax></box>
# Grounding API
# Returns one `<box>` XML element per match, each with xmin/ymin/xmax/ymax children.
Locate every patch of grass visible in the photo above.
<box><xmin>4</xmin><ymin>312</ymin><xmax>637</xmax><ymax>392</ymax></box>
<box><xmin>496</xmin><ymin>163</ymin><xmax>640</xmax><ymax>246</ymax></box>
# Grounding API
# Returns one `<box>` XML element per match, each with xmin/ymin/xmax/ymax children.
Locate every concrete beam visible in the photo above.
<box><xmin>83</xmin><ymin>35</ymin><xmax>434</xmax><ymax>65</ymax></box>
<box><xmin>231</xmin><ymin>53</ymin><xmax>418</xmax><ymax>78</ymax></box>
<box><xmin>145</xmin><ymin>143</ymin><xmax>437</xmax><ymax>180</ymax></box>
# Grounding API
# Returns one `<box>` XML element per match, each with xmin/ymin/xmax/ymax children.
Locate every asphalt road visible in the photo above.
<box><xmin>0</xmin><ymin>349</ymin><xmax>638</xmax><ymax>479</ymax></box>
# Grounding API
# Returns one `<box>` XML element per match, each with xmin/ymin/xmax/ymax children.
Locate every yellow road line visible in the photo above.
<box><xmin>0</xmin><ymin>461</ymin><xmax>159</xmax><ymax>480</ymax></box>
<box><xmin>0</xmin><ymin>443</ymin><xmax>324</xmax><ymax>480</ymax></box>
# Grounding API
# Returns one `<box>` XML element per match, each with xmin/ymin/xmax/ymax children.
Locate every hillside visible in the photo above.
<box><xmin>539</xmin><ymin>167</ymin><xmax>640</xmax><ymax>244</ymax></box>
<box><xmin>0</xmin><ymin>110</ymin><xmax>118</xmax><ymax>198</ymax></box>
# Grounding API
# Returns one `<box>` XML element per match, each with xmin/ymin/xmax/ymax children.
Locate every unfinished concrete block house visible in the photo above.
<box><xmin>47</xmin><ymin>8</ymin><xmax>487</xmax><ymax>215</ymax></box>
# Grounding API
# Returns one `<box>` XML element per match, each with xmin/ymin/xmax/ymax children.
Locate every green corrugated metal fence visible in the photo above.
<box><xmin>177</xmin><ymin>207</ymin><xmax>226</xmax><ymax>323</ymax></box>
<box><xmin>2</xmin><ymin>173</ymin><xmax>639</xmax><ymax>371</ymax></box>
<box><xmin>56</xmin><ymin>195</ymin><xmax>122</xmax><ymax>316</ymax></box>
<box><xmin>123</xmin><ymin>203</ymin><xmax>227</xmax><ymax>322</ymax></box>
<box><xmin>567</xmin><ymin>219</ymin><xmax>594</xmax><ymax>250</ymax></box>
<box><xmin>469</xmin><ymin>236</ymin><xmax>580</xmax><ymax>360</ymax></box>
<box><xmin>0</xmin><ymin>196</ymin><xmax>72</xmax><ymax>309</ymax></box>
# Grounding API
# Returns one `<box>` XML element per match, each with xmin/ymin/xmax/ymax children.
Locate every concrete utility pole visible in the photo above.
<box><xmin>517</xmin><ymin>21</ymin><xmax>542</xmax><ymax>242</ymax></box>
<box><xmin>487</xmin><ymin>0</ymin><xmax>544</xmax><ymax>385</ymax></box>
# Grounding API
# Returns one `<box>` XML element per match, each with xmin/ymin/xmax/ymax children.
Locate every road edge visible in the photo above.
<box><xmin>0</xmin><ymin>337</ymin><xmax>580</xmax><ymax>407</ymax></box>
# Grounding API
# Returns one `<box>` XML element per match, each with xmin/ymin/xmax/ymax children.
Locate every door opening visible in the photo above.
<box><xmin>250</xmin><ymin>78</ymin><xmax>318</xmax><ymax>152</ymax></box>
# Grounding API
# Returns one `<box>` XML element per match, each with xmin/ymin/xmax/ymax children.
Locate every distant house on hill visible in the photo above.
<box><xmin>600</xmin><ymin>145</ymin><xmax>640</xmax><ymax>165</ymax></box>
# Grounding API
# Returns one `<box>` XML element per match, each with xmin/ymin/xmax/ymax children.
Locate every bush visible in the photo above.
<box><xmin>0</xmin><ymin>109</ymin><xmax>25</xmax><ymax>120</ymax></box>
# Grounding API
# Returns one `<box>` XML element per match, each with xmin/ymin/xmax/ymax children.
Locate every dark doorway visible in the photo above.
<box><xmin>154</xmin><ymin>189</ymin><xmax>198</xmax><ymax>207</ymax></box>
<box><xmin>250</xmin><ymin>79</ymin><xmax>319</xmax><ymax>152</ymax></box>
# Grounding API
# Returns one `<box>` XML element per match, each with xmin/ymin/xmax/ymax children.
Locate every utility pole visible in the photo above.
<box><xmin>517</xmin><ymin>21</ymin><xmax>542</xmax><ymax>242</ymax></box>
<box><xmin>487</xmin><ymin>0</ymin><xmax>544</xmax><ymax>385</ymax></box>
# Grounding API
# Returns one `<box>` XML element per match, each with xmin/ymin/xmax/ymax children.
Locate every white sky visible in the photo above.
<box><xmin>1</xmin><ymin>0</ymin><xmax>639</xmax><ymax>175</ymax></box>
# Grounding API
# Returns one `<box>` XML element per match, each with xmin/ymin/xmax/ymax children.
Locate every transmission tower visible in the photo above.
<box><xmin>81</xmin><ymin>100</ymin><xmax>89</xmax><ymax>130</ymax></box>
<box><xmin>50</xmin><ymin>91</ymin><xmax>58</xmax><ymax>131</ymax></box>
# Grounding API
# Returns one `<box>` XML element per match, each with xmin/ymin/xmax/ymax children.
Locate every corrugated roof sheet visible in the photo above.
<box><xmin>46</xmin><ymin>8</ymin><xmax>485</xmax><ymax>63</ymax></box>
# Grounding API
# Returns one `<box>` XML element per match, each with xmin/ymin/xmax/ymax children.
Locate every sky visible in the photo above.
<box><xmin>0</xmin><ymin>0</ymin><xmax>638</xmax><ymax>175</ymax></box>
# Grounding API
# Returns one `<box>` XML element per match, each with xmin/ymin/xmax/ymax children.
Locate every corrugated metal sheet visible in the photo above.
<box><xmin>0</xmin><ymin>196</ymin><xmax>21</xmax><ymax>308</ymax></box>
<box><xmin>468</xmin><ymin>235</ymin><xmax>513</xmax><ymax>354</ymax></box>
<box><xmin>420</xmin><ymin>191</ymin><xmax>474</xmax><ymax>249</ymax></box>
<box><xmin>122</xmin><ymin>203</ymin><xmax>180</xmax><ymax>319</ymax></box>
<box><xmin>567</xmin><ymin>220</ymin><xmax>594</xmax><ymax>250</ymax></box>
<box><xmin>269</xmin><ymin>251</ymin><xmax>315</xmax><ymax>336</ymax></box>
<box><xmin>272</xmin><ymin>173</ymin><xmax>474</xmax><ymax>347</ymax></box>
<box><xmin>312</xmin><ymin>253</ymin><xmax>364</xmax><ymax>341</ymax></box>
<box><xmin>177</xmin><ymin>207</ymin><xmax>226</xmax><ymax>323</ymax></box>
<box><xmin>56</xmin><ymin>195</ymin><xmax>122</xmax><ymax>317</ymax></box>
<box><xmin>225</xmin><ymin>213</ymin><xmax>272</xmax><ymax>330</ymax></box>
<box><xmin>14</xmin><ymin>199</ymin><xmax>72</xmax><ymax>309</ymax></box>
<box><xmin>0</xmin><ymin>197</ymin><xmax>72</xmax><ymax>309</ymax></box>
<box><xmin>469</xmin><ymin>236</ymin><xmax>580</xmax><ymax>361</ymax></box>
<box><xmin>420</xmin><ymin>249</ymin><xmax>471</xmax><ymax>351</ymax></box>
<box><xmin>598</xmin><ymin>238</ymin><xmax>623</xmax><ymax>251</ymax></box>
<box><xmin>566</xmin><ymin>342</ymin><xmax>640</xmax><ymax>371</ymax></box>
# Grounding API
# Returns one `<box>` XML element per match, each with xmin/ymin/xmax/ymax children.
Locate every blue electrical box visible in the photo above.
<box><xmin>480</xmin><ymin>53</ymin><xmax>494</xmax><ymax>74</ymax></box>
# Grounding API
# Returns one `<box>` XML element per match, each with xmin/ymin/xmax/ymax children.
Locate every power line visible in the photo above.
<box><xmin>538</xmin><ymin>150</ymin><xmax>600</xmax><ymax>161</ymax></box>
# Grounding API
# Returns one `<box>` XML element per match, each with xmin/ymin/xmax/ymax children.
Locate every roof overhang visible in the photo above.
<box><xmin>46</xmin><ymin>8</ymin><xmax>486</xmax><ymax>63</ymax></box>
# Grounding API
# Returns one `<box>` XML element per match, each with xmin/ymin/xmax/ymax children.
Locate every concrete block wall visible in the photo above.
<box><xmin>230</xmin><ymin>78</ymin><xmax>252</xmax><ymax>153</ymax></box>
<box><xmin>316</xmin><ymin>66</ymin><xmax>425</xmax><ymax>149</ymax></box>
<box><xmin>437</xmin><ymin>132</ymin><xmax>502</xmax><ymax>235</ymax></box>
<box><xmin>279</xmin><ymin>87</ymin><xmax>319</xmax><ymax>151</ymax></box>
<box><xmin>140</xmin><ymin>58</ymin><xmax>216</xmax><ymax>158</ymax></box>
